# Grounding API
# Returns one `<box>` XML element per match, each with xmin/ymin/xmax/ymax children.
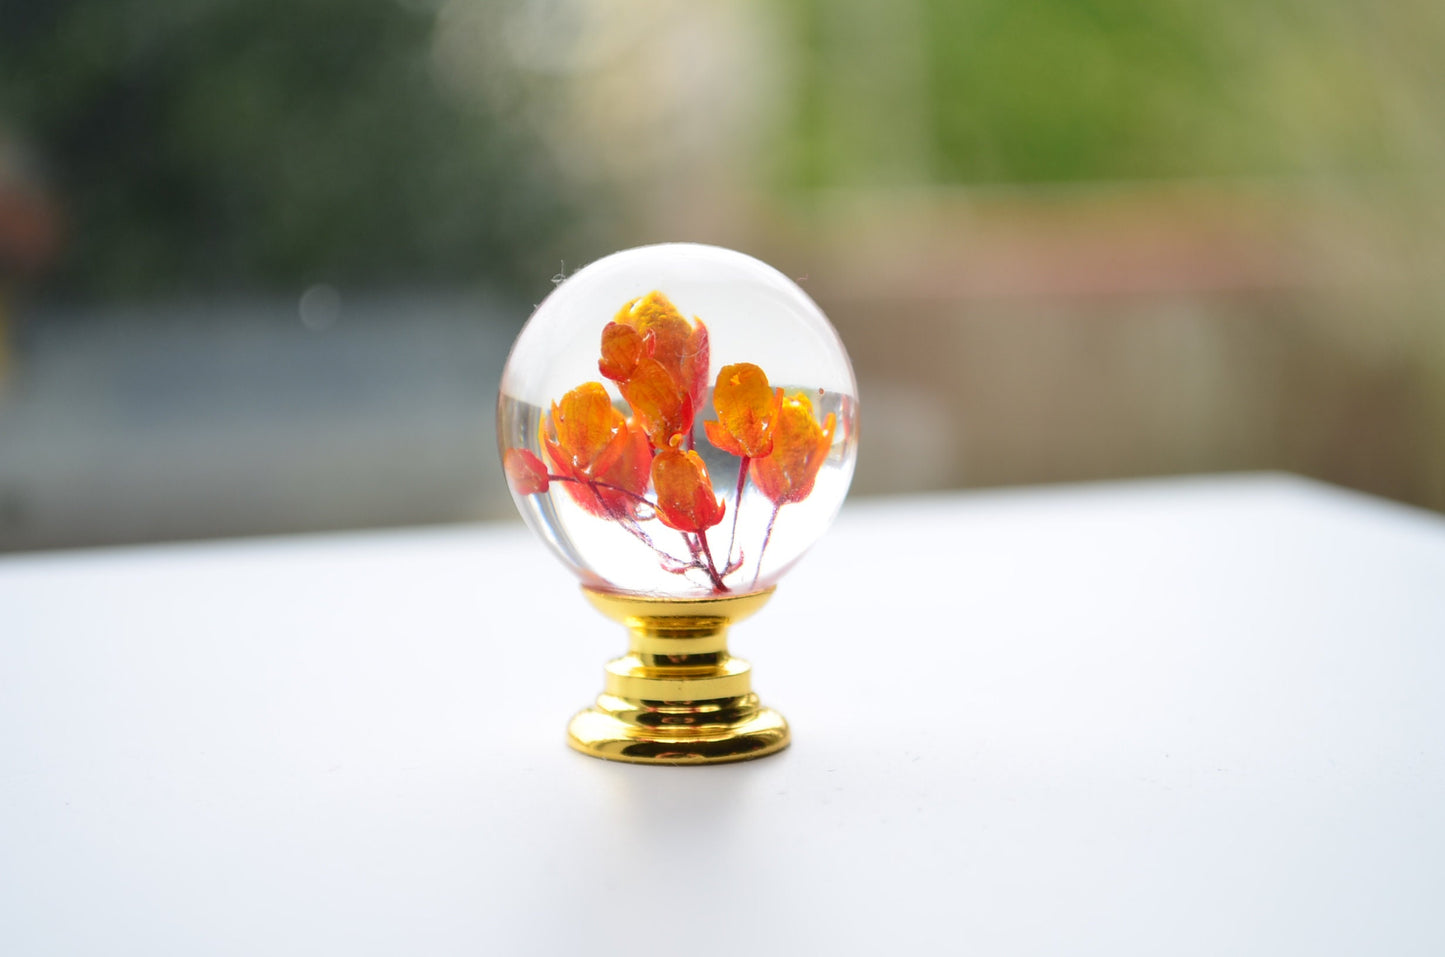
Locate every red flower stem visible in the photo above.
<box><xmin>615</xmin><ymin>514</ymin><xmax>661</xmax><ymax>554</ymax></box>
<box><xmin>600</xmin><ymin>499</ymin><xmax>668</xmax><ymax>558</ymax></box>
<box><xmin>752</xmin><ymin>501</ymin><xmax>782</xmax><ymax>588</ymax></box>
<box><xmin>547</xmin><ymin>473</ymin><xmax>689</xmax><ymax>569</ymax></box>
<box><xmin>726</xmin><ymin>455</ymin><xmax>749</xmax><ymax>566</ymax></box>
<box><xmin>545</xmin><ymin>472</ymin><xmax>721</xmax><ymax>588</ymax></box>
<box><xmin>697</xmin><ymin>530</ymin><xmax>729</xmax><ymax>593</ymax></box>
<box><xmin>547</xmin><ymin>474</ymin><xmax>652</xmax><ymax>510</ymax></box>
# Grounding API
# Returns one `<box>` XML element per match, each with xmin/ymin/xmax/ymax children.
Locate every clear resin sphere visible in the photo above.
<box><xmin>498</xmin><ymin>243</ymin><xmax>858</xmax><ymax>598</ymax></box>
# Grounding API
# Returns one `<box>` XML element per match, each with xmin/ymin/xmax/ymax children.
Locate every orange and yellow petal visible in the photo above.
<box><xmin>617</xmin><ymin>294</ymin><xmax>691</xmax><ymax>384</ymax></box>
<box><xmin>549</xmin><ymin>382</ymin><xmax>624</xmax><ymax>472</ymax></box>
<box><xmin>680</xmin><ymin>319</ymin><xmax>710</xmax><ymax>414</ymax></box>
<box><xmin>598</xmin><ymin>321</ymin><xmax>645</xmax><ymax>382</ymax></box>
<box><xmin>594</xmin><ymin>420</ymin><xmax>654</xmax><ymax>516</ymax></box>
<box><xmin>703</xmin><ymin>419</ymin><xmax>745</xmax><ymax>457</ymax></box>
<box><xmin>619</xmin><ymin>358</ymin><xmax>693</xmax><ymax>448</ymax></box>
<box><xmin>709</xmin><ymin>363</ymin><xmax>776</xmax><ymax>458</ymax></box>
<box><xmin>651</xmin><ymin>443</ymin><xmax>726</xmax><ymax>533</ymax></box>
<box><xmin>542</xmin><ymin>382</ymin><xmax>650</xmax><ymax>519</ymax></box>
<box><xmin>749</xmin><ymin>392</ymin><xmax>835</xmax><ymax>506</ymax></box>
<box><xmin>616</xmin><ymin>291</ymin><xmax>687</xmax><ymax>342</ymax></box>
<box><xmin>614</xmin><ymin>291</ymin><xmax>710</xmax><ymax>414</ymax></box>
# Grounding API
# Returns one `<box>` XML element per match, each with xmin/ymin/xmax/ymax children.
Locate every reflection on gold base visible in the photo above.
<box><xmin>568</xmin><ymin>587</ymin><xmax>789</xmax><ymax>765</ymax></box>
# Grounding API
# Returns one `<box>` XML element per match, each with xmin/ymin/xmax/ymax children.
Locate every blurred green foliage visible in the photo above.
<box><xmin>0</xmin><ymin>0</ymin><xmax>577</xmax><ymax>301</ymax></box>
<box><xmin>928</xmin><ymin>0</ymin><xmax>1391</xmax><ymax>182</ymax></box>
<box><xmin>3</xmin><ymin>0</ymin><xmax>1439</xmax><ymax>301</ymax></box>
<box><xmin>786</xmin><ymin>0</ymin><xmax>1430</xmax><ymax>188</ymax></box>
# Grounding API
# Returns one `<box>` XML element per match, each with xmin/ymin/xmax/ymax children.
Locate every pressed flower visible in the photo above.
<box><xmin>542</xmin><ymin>382</ymin><xmax>652</xmax><ymax>518</ymax></box>
<box><xmin>598</xmin><ymin>321</ymin><xmax>645</xmax><ymax>383</ymax></box>
<box><xmin>613</xmin><ymin>291</ymin><xmax>710</xmax><ymax>416</ymax></box>
<box><xmin>503</xmin><ymin>448</ymin><xmax>550</xmax><ymax>495</ymax></box>
<box><xmin>544</xmin><ymin>383</ymin><xmax>622</xmax><ymax>473</ymax></box>
<box><xmin>651</xmin><ymin>439</ymin><xmax>726</xmax><ymax>533</ymax></box>
<box><xmin>749</xmin><ymin>392</ymin><xmax>836</xmax><ymax>506</ymax></box>
<box><xmin>618</xmin><ymin>357</ymin><xmax>693</xmax><ymax>448</ymax></box>
<box><xmin>589</xmin><ymin>423</ymin><xmax>652</xmax><ymax>517</ymax></box>
<box><xmin>704</xmin><ymin>363</ymin><xmax>777</xmax><ymax>458</ymax></box>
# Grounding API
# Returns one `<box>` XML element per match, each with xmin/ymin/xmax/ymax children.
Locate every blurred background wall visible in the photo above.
<box><xmin>1</xmin><ymin>0</ymin><xmax>1442</xmax><ymax>551</ymax></box>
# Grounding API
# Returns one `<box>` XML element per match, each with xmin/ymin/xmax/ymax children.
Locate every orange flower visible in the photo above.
<box><xmin>651</xmin><ymin>439</ymin><xmax>726</xmax><ymax>533</ymax></box>
<box><xmin>600</xmin><ymin>292</ymin><xmax>710</xmax><ymax>449</ymax></box>
<box><xmin>591</xmin><ymin>425</ymin><xmax>652</xmax><ymax>518</ymax></box>
<box><xmin>749</xmin><ymin>392</ymin><xmax>836</xmax><ymax>506</ymax></box>
<box><xmin>503</xmin><ymin>448</ymin><xmax>549</xmax><ymax>495</ymax></box>
<box><xmin>598</xmin><ymin>321</ymin><xmax>645</xmax><ymax>382</ymax></box>
<box><xmin>617</xmin><ymin>357</ymin><xmax>693</xmax><ymax>448</ymax></box>
<box><xmin>541</xmin><ymin>382</ymin><xmax>652</xmax><ymax>518</ymax></box>
<box><xmin>615</xmin><ymin>292</ymin><xmax>710</xmax><ymax>411</ymax></box>
<box><xmin>544</xmin><ymin>383</ymin><xmax>622</xmax><ymax>474</ymax></box>
<box><xmin>704</xmin><ymin>363</ymin><xmax>777</xmax><ymax>458</ymax></box>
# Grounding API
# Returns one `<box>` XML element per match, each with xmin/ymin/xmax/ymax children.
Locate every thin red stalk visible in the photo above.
<box><xmin>697</xmin><ymin>530</ymin><xmax>729</xmax><ymax>593</ymax></box>
<box><xmin>752</xmin><ymin>501</ymin><xmax>782</xmax><ymax>588</ymax></box>
<box><xmin>547</xmin><ymin>474</ymin><xmax>653</xmax><ymax>510</ymax></box>
<box><xmin>549</xmin><ymin>474</ymin><xmax>680</xmax><ymax>567</ymax></box>
<box><xmin>726</xmin><ymin>455</ymin><xmax>749</xmax><ymax>566</ymax></box>
<box><xmin>616</xmin><ymin>515</ymin><xmax>661</xmax><ymax>554</ymax></box>
<box><xmin>602</xmin><ymin>501</ymin><xmax>669</xmax><ymax>560</ymax></box>
<box><xmin>548</xmin><ymin>471</ymin><xmax>722</xmax><ymax>588</ymax></box>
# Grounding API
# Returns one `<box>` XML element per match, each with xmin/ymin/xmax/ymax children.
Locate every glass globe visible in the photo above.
<box><xmin>497</xmin><ymin>243</ymin><xmax>858</xmax><ymax>599</ymax></box>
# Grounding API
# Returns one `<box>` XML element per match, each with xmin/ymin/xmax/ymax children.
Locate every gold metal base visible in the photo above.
<box><xmin>568</xmin><ymin>587</ymin><xmax>790</xmax><ymax>765</ymax></box>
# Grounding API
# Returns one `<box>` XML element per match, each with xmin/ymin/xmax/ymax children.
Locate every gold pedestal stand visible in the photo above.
<box><xmin>568</xmin><ymin>586</ymin><xmax>789</xmax><ymax>765</ymax></box>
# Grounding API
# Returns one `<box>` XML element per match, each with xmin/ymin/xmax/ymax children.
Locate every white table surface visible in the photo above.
<box><xmin>3</xmin><ymin>473</ymin><xmax>1443</xmax><ymax>956</ymax></box>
